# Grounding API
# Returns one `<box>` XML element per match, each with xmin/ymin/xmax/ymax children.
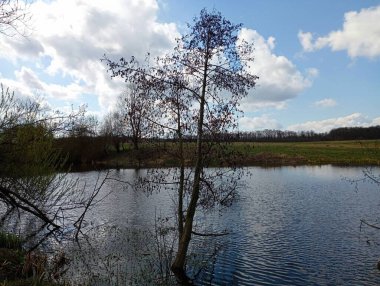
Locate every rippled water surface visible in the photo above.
<box><xmin>67</xmin><ymin>166</ymin><xmax>380</xmax><ymax>285</ymax></box>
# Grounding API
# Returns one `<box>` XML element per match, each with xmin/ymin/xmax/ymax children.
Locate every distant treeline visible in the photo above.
<box><xmin>226</xmin><ymin>126</ymin><xmax>380</xmax><ymax>142</ymax></box>
<box><xmin>161</xmin><ymin>126</ymin><xmax>380</xmax><ymax>142</ymax></box>
<box><xmin>52</xmin><ymin>126</ymin><xmax>380</xmax><ymax>169</ymax></box>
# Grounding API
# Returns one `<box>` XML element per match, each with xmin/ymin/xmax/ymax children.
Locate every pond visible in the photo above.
<box><xmin>61</xmin><ymin>166</ymin><xmax>380</xmax><ymax>285</ymax></box>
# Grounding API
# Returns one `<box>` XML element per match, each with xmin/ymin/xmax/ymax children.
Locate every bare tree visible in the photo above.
<box><xmin>0</xmin><ymin>85</ymin><xmax>109</xmax><ymax>250</ymax></box>
<box><xmin>103</xmin><ymin>9</ymin><xmax>258</xmax><ymax>282</ymax></box>
<box><xmin>0</xmin><ymin>0</ymin><xmax>30</xmax><ymax>36</ymax></box>
<box><xmin>100</xmin><ymin>110</ymin><xmax>126</xmax><ymax>153</ymax></box>
<box><xmin>67</xmin><ymin>113</ymin><xmax>99</xmax><ymax>138</ymax></box>
<box><xmin>170</xmin><ymin>9</ymin><xmax>258</xmax><ymax>276</ymax></box>
<box><xmin>121</xmin><ymin>84</ymin><xmax>155</xmax><ymax>150</ymax></box>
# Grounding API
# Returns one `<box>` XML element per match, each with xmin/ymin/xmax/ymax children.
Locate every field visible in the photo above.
<box><xmin>232</xmin><ymin>140</ymin><xmax>380</xmax><ymax>166</ymax></box>
<box><xmin>94</xmin><ymin>140</ymin><xmax>380</xmax><ymax>170</ymax></box>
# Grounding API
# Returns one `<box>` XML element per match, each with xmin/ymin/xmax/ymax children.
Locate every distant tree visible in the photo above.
<box><xmin>328</xmin><ymin>126</ymin><xmax>380</xmax><ymax>141</ymax></box>
<box><xmin>104</xmin><ymin>9</ymin><xmax>258</xmax><ymax>282</ymax></box>
<box><xmin>68</xmin><ymin>114</ymin><xmax>99</xmax><ymax>138</ymax></box>
<box><xmin>121</xmin><ymin>84</ymin><xmax>155</xmax><ymax>150</ymax></box>
<box><xmin>100</xmin><ymin>110</ymin><xmax>126</xmax><ymax>153</ymax></box>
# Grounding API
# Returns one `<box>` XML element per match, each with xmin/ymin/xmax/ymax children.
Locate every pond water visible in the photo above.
<box><xmin>62</xmin><ymin>166</ymin><xmax>380</xmax><ymax>285</ymax></box>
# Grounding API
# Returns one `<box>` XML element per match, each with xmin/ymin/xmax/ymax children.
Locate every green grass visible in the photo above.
<box><xmin>0</xmin><ymin>232</ymin><xmax>23</xmax><ymax>250</ymax></box>
<box><xmin>235</xmin><ymin>140</ymin><xmax>380</xmax><ymax>165</ymax></box>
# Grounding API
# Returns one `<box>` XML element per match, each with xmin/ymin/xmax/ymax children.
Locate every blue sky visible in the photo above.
<box><xmin>0</xmin><ymin>0</ymin><xmax>379</xmax><ymax>132</ymax></box>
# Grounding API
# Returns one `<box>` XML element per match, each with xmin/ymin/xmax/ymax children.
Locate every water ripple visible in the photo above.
<box><xmin>193</xmin><ymin>166</ymin><xmax>380</xmax><ymax>285</ymax></box>
<box><xmin>67</xmin><ymin>167</ymin><xmax>380</xmax><ymax>285</ymax></box>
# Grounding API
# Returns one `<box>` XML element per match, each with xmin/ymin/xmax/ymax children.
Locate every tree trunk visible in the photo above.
<box><xmin>132</xmin><ymin>137</ymin><xmax>139</xmax><ymax>150</ymax></box>
<box><xmin>177</xmin><ymin>100</ymin><xmax>185</xmax><ymax>238</ymax></box>
<box><xmin>113</xmin><ymin>138</ymin><xmax>120</xmax><ymax>153</ymax></box>
<box><xmin>171</xmin><ymin>38</ymin><xmax>210</xmax><ymax>280</ymax></box>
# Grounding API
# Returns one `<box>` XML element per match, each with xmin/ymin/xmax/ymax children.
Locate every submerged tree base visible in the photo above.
<box><xmin>171</xmin><ymin>266</ymin><xmax>194</xmax><ymax>285</ymax></box>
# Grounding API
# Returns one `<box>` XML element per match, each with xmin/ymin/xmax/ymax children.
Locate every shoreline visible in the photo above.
<box><xmin>67</xmin><ymin>140</ymin><xmax>380</xmax><ymax>172</ymax></box>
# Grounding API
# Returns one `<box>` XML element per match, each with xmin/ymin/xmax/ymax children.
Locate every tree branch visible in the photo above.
<box><xmin>191</xmin><ymin>230</ymin><xmax>230</xmax><ymax>237</ymax></box>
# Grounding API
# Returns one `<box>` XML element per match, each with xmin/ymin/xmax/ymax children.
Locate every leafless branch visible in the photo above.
<box><xmin>0</xmin><ymin>0</ymin><xmax>31</xmax><ymax>36</ymax></box>
<box><xmin>191</xmin><ymin>230</ymin><xmax>230</xmax><ymax>237</ymax></box>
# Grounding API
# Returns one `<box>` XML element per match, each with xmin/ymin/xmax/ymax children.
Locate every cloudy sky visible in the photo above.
<box><xmin>1</xmin><ymin>0</ymin><xmax>379</xmax><ymax>132</ymax></box>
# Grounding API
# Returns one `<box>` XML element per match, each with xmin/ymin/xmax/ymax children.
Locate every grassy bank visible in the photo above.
<box><xmin>233</xmin><ymin>140</ymin><xmax>380</xmax><ymax>166</ymax></box>
<box><xmin>83</xmin><ymin>140</ymin><xmax>380</xmax><ymax>170</ymax></box>
<box><xmin>0</xmin><ymin>231</ymin><xmax>60</xmax><ymax>286</ymax></box>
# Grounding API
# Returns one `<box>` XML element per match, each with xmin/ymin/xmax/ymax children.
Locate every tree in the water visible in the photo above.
<box><xmin>103</xmin><ymin>8</ymin><xmax>258</xmax><ymax>282</ymax></box>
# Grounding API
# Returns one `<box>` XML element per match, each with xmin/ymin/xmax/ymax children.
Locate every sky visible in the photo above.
<box><xmin>0</xmin><ymin>0</ymin><xmax>379</xmax><ymax>133</ymax></box>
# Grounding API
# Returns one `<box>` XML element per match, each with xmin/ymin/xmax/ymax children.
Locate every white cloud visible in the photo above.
<box><xmin>239</xmin><ymin>114</ymin><xmax>282</xmax><ymax>131</ymax></box>
<box><xmin>287</xmin><ymin>113</ymin><xmax>377</xmax><ymax>133</ymax></box>
<box><xmin>1</xmin><ymin>4</ymin><xmax>317</xmax><ymax>115</ymax></box>
<box><xmin>372</xmin><ymin>117</ymin><xmax>380</xmax><ymax>126</ymax></box>
<box><xmin>306</xmin><ymin>68</ymin><xmax>319</xmax><ymax>78</ymax></box>
<box><xmin>298</xmin><ymin>31</ymin><xmax>314</xmax><ymax>52</ymax></box>
<box><xmin>299</xmin><ymin>5</ymin><xmax>380</xmax><ymax>58</ymax></box>
<box><xmin>0</xmin><ymin>0</ymin><xmax>179</xmax><ymax>113</ymax></box>
<box><xmin>239</xmin><ymin>28</ymin><xmax>316</xmax><ymax>111</ymax></box>
<box><xmin>314</xmin><ymin>98</ymin><xmax>337</xmax><ymax>108</ymax></box>
<box><xmin>1</xmin><ymin>66</ymin><xmax>85</xmax><ymax>100</ymax></box>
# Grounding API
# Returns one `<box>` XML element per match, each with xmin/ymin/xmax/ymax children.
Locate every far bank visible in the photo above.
<box><xmin>61</xmin><ymin>140</ymin><xmax>380</xmax><ymax>171</ymax></box>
